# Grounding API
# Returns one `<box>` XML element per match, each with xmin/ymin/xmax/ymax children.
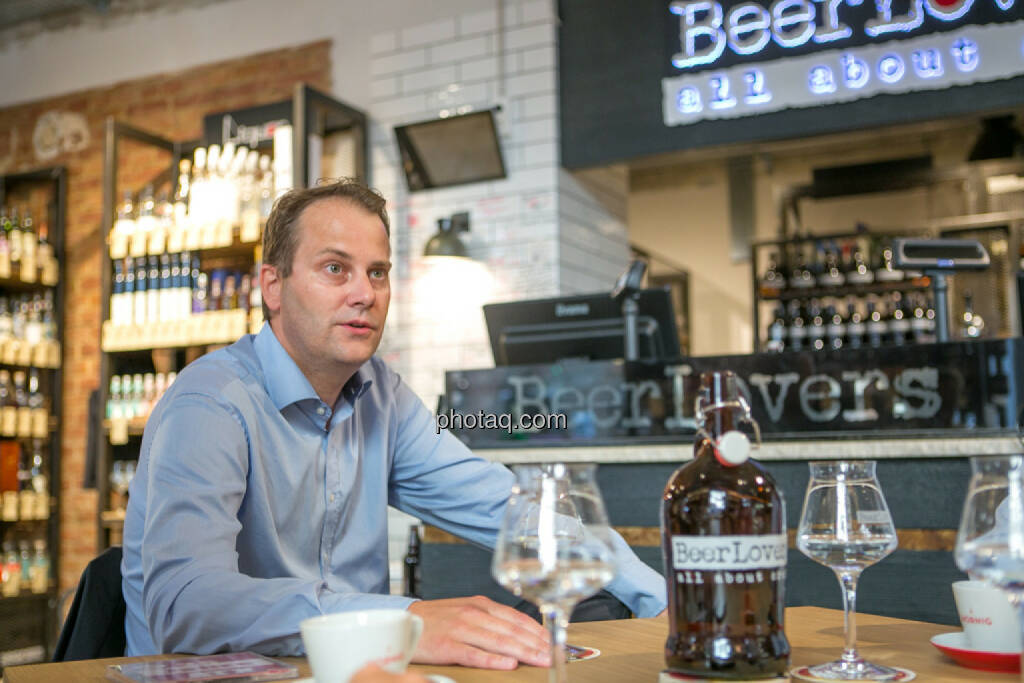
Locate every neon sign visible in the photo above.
<box><xmin>662</xmin><ymin>20</ymin><xmax>1024</xmax><ymax>125</ymax></box>
<box><xmin>670</xmin><ymin>0</ymin><xmax>1018</xmax><ymax>70</ymax></box>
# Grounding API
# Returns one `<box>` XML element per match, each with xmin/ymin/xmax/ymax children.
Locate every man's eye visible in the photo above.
<box><xmin>370</xmin><ymin>269</ymin><xmax>388</xmax><ymax>279</ymax></box>
<box><xmin>326</xmin><ymin>263</ymin><xmax>342</xmax><ymax>275</ymax></box>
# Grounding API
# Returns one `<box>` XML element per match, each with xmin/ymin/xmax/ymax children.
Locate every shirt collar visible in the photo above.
<box><xmin>253</xmin><ymin>323</ymin><xmax>373</xmax><ymax>411</ymax></box>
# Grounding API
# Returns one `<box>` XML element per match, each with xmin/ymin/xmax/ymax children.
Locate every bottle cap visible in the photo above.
<box><xmin>715</xmin><ymin>430</ymin><xmax>751</xmax><ymax>466</ymax></box>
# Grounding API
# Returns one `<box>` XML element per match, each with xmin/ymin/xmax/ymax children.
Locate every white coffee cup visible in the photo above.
<box><xmin>952</xmin><ymin>580</ymin><xmax>1021</xmax><ymax>653</ymax></box>
<box><xmin>300</xmin><ymin>609</ymin><xmax>424</xmax><ymax>683</ymax></box>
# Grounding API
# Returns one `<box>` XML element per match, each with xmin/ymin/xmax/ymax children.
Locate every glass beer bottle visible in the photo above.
<box><xmin>661</xmin><ymin>370</ymin><xmax>789</xmax><ymax>679</ymax></box>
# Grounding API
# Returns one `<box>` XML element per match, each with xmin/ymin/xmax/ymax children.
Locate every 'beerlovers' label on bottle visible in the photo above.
<box><xmin>671</xmin><ymin>534</ymin><xmax>786</xmax><ymax>570</ymax></box>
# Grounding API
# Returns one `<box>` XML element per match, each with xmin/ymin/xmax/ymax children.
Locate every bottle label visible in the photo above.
<box><xmin>671</xmin><ymin>534</ymin><xmax>786</xmax><ymax>571</ymax></box>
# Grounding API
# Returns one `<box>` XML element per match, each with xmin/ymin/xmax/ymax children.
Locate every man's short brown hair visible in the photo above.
<box><xmin>261</xmin><ymin>178</ymin><xmax>390</xmax><ymax>319</ymax></box>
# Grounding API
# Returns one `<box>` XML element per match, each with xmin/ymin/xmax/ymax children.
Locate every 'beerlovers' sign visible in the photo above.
<box><xmin>443</xmin><ymin>338</ymin><xmax>1024</xmax><ymax>448</ymax></box>
<box><xmin>662</xmin><ymin>0</ymin><xmax>1024</xmax><ymax>124</ymax></box>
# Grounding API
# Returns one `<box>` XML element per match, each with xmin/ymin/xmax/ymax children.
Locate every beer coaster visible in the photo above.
<box><xmin>660</xmin><ymin>671</ymin><xmax>785</xmax><ymax>681</ymax></box>
<box><xmin>789</xmin><ymin>665</ymin><xmax>916</xmax><ymax>681</ymax></box>
<box><xmin>566</xmin><ymin>644</ymin><xmax>601</xmax><ymax>661</ymax></box>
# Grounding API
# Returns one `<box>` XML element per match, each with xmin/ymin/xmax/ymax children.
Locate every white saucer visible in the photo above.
<box><xmin>931</xmin><ymin>630</ymin><xmax>1021</xmax><ymax>655</ymax></box>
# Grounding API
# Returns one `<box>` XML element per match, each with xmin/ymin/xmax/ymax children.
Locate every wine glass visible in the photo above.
<box><xmin>491</xmin><ymin>463</ymin><xmax>617</xmax><ymax>683</ymax></box>
<box><xmin>955</xmin><ymin>455</ymin><xmax>1024</xmax><ymax>679</ymax></box>
<box><xmin>795</xmin><ymin>460</ymin><xmax>905</xmax><ymax>680</ymax></box>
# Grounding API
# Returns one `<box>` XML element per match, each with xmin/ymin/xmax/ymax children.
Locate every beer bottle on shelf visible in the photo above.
<box><xmin>866</xmin><ymin>299</ymin><xmax>887</xmax><ymax>348</ymax></box>
<box><xmin>759</xmin><ymin>253</ymin><xmax>787</xmax><ymax>296</ymax></box>
<box><xmin>845</xmin><ymin>243</ymin><xmax>874</xmax><ymax>285</ymax></box>
<box><xmin>888</xmin><ymin>292</ymin><xmax>911</xmax><ymax>346</ymax></box>
<box><xmin>789</xmin><ymin>247</ymin><xmax>814</xmax><ymax>290</ymax></box>
<box><xmin>825</xmin><ymin>304</ymin><xmax>844</xmax><ymax>350</ymax></box>
<box><xmin>786</xmin><ymin>300</ymin><xmax>807</xmax><ymax>352</ymax></box>
<box><xmin>662</xmin><ymin>371</ymin><xmax>789</xmax><ymax>679</ymax></box>
<box><xmin>910</xmin><ymin>293</ymin><xmax>936</xmax><ymax>344</ymax></box>
<box><xmin>807</xmin><ymin>300</ymin><xmax>826</xmax><ymax>351</ymax></box>
<box><xmin>818</xmin><ymin>249</ymin><xmax>845</xmax><ymax>287</ymax></box>
<box><xmin>844</xmin><ymin>299</ymin><xmax>865</xmax><ymax>350</ymax></box>
<box><xmin>764</xmin><ymin>305</ymin><xmax>787</xmax><ymax>352</ymax></box>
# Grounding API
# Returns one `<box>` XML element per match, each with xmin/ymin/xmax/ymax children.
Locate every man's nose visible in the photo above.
<box><xmin>347</xmin><ymin>272</ymin><xmax>375</xmax><ymax>307</ymax></box>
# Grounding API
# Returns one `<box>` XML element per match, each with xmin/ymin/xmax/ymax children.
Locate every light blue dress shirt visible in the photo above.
<box><xmin>122</xmin><ymin>324</ymin><xmax>667</xmax><ymax>656</ymax></box>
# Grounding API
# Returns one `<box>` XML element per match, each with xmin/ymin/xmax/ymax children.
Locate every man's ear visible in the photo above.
<box><xmin>260</xmin><ymin>263</ymin><xmax>282</xmax><ymax>316</ymax></box>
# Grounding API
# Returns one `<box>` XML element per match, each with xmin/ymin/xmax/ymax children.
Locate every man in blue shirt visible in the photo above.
<box><xmin>121</xmin><ymin>180</ymin><xmax>667</xmax><ymax>668</ymax></box>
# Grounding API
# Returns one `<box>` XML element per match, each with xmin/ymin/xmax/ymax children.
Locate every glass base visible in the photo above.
<box><xmin>790</xmin><ymin>660</ymin><xmax>915</xmax><ymax>681</ymax></box>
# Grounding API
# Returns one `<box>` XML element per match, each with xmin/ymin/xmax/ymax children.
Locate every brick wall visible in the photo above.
<box><xmin>0</xmin><ymin>41</ymin><xmax>331</xmax><ymax>594</ymax></box>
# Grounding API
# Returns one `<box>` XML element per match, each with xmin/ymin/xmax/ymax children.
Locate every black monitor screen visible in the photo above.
<box><xmin>484</xmin><ymin>288</ymin><xmax>680</xmax><ymax>366</ymax></box>
<box><xmin>395</xmin><ymin>109</ymin><xmax>506</xmax><ymax>191</ymax></box>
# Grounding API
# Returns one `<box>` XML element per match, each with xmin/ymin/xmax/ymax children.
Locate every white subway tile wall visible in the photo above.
<box><xmin>370</xmin><ymin>0</ymin><xmax>629</xmax><ymax>586</ymax></box>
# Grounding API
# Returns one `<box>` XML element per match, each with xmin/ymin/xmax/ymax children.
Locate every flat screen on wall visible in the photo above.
<box><xmin>394</xmin><ymin>109</ymin><xmax>506</xmax><ymax>192</ymax></box>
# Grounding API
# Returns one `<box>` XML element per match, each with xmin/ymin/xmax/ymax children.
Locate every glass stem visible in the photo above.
<box><xmin>837</xmin><ymin>570</ymin><xmax>861</xmax><ymax>665</ymax></box>
<box><xmin>543</xmin><ymin>605</ymin><xmax>570</xmax><ymax>683</ymax></box>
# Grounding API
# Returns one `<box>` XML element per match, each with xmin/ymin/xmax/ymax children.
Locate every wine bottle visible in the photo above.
<box><xmin>662</xmin><ymin>371</ymin><xmax>790</xmax><ymax>679</ymax></box>
<box><xmin>787</xmin><ymin>301</ymin><xmax>806</xmax><ymax>352</ymax></box>
<box><xmin>765</xmin><ymin>305</ymin><xmax>786</xmax><ymax>352</ymax></box>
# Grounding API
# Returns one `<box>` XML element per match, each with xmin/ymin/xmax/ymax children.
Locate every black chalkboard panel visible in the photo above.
<box><xmin>558</xmin><ymin>0</ymin><xmax>1024</xmax><ymax>168</ymax></box>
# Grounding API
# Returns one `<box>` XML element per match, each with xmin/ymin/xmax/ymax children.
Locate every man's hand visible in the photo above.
<box><xmin>350</xmin><ymin>663</ymin><xmax>430</xmax><ymax>683</ymax></box>
<box><xmin>407</xmin><ymin>596</ymin><xmax>551</xmax><ymax>670</ymax></box>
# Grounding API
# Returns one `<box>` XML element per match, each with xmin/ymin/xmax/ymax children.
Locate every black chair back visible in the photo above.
<box><xmin>53</xmin><ymin>546</ymin><xmax>126</xmax><ymax>661</ymax></box>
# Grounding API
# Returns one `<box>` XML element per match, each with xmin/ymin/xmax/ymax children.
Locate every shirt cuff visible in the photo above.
<box><xmin>605</xmin><ymin>532</ymin><xmax>668</xmax><ymax>618</ymax></box>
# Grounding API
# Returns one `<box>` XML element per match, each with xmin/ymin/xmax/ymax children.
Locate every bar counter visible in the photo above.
<box><xmin>4</xmin><ymin>607</ymin><xmax>1015</xmax><ymax>682</ymax></box>
<box><xmin>474</xmin><ymin>435</ymin><xmax>1023</xmax><ymax>464</ymax></box>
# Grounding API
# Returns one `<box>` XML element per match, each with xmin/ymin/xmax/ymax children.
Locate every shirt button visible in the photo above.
<box><xmin>329</xmin><ymin>494</ymin><xmax>335</xmax><ymax>503</ymax></box>
<box><xmin>317</xmin><ymin>407</ymin><xmax>326</xmax><ymax>416</ymax></box>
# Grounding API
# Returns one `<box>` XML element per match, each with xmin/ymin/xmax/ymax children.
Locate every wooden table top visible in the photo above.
<box><xmin>4</xmin><ymin>606</ymin><xmax>1017</xmax><ymax>682</ymax></box>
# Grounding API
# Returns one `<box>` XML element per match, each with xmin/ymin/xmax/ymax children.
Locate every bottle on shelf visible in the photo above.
<box><xmin>107</xmin><ymin>375</ymin><xmax>122</xmax><ymax>419</ymax></box>
<box><xmin>789</xmin><ymin>246</ymin><xmax>814</xmax><ymax>290</ymax></box>
<box><xmin>825</xmin><ymin>304</ymin><xmax>845</xmax><ymax>350</ymax></box>
<box><xmin>9</xmin><ymin>206</ymin><xmax>22</xmax><ymax>266</ymax></box>
<box><xmin>759</xmin><ymin>252</ymin><xmax>787</xmax><ymax>296</ymax></box>
<box><xmin>844</xmin><ymin>299</ymin><xmax>866</xmax><ymax>349</ymax></box>
<box><xmin>0</xmin><ymin>208</ymin><xmax>11</xmax><ymax>279</ymax></box>
<box><xmin>37</xmin><ymin>213</ymin><xmax>57</xmax><ymax>286</ymax></box>
<box><xmin>910</xmin><ymin>293</ymin><xmax>936</xmax><ymax>344</ymax></box>
<box><xmin>817</xmin><ymin>249</ymin><xmax>845</xmax><ymax>287</ymax></box>
<box><xmin>29</xmin><ymin>538</ymin><xmax>48</xmax><ymax>594</ymax></box>
<box><xmin>887</xmin><ymin>292</ymin><xmax>911</xmax><ymax>346</ymax></box>
<box><xmin>133</xmin><ymin>257</ymin><xmax>148</xmax><ymax>327</ymax></box>
<box><xmin>1</xmin><ymin>541</ymin><xmax>20</xmax><ymax>596</ymax></box>
<box><xmin>874</xmin><ymin>240</ymin><xmax>904</xmax><ymax>283</ymax></box>
<box><xmin>787</xmin><ymin>300</ymin><xmax>807</xmax><ymax>352</ymax></box>
<box><xmin>866</xmin><ymin>299</ymin><xmax>887</xmax><ymax>348</ymax></box>
<box><xmin>17</xmin><ymin>540</ymin><xmax>30</xmax><ymax>586</ymax></box>
<box><xmin>110</xmin><ymin>190</ymin><xmax>136</xmax><ymax>260</ymax></box>
<box><xmin>661</xmin><ymin>370</ymin><xmax>789</xmax><ymax>678</ymax></box>
<box><xmin>20</xmin><ymin>208</ymin><xmax>36</xmax><ymax>283</ymax></box>
<box><xmin>960</xmin><ymin>290</ymin><xmax>985</xmax><ymax>338</ymax></box>
<box><xmin>146</xmin><ymin>256</ymin><xmax>160</xmax><ymax>325</ymax></box>
<box><xmin>807</xmin><ymin>300</ymin><xmax>826</xmax><ymax>351</ymax></box>
<box><xmin>764</xmin><ymin>305</ymin><xmax>787</xmax><ymax>352</ymax></box>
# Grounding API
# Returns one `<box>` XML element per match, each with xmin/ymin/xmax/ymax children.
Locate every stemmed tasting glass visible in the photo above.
<box><xmin>492</xmin><ymin>463</ymin><xmax>617</xmax><ymax>683</ymax></box>
<box><xmin>796</xmin><ymin>460</ymin><xmax>904</xmax><ymax>680</ymax></box>
<box><xmin>955</xmin><ymin>455</ymin><xmax>1024</xmax><ymax>680</ymax></box>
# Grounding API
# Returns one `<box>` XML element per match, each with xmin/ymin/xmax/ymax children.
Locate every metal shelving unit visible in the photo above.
<box><xmin>0</xmin><ymin>166</ymin><xmax>66</xmax><ymax>668</ymax></box>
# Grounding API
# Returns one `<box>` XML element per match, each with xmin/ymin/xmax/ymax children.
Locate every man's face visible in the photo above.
<box><xmin>262</xmin><ymin>198</ymin><xmax>391</xmax><ymax>380</ymax></box>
